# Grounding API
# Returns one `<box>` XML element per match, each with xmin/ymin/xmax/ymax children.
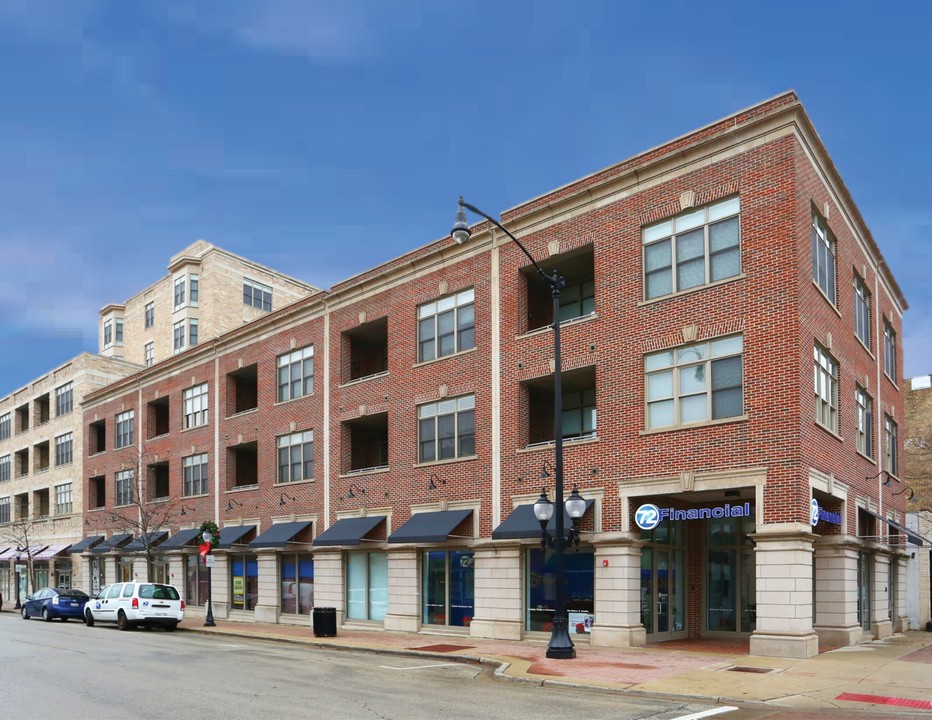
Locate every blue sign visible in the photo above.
<box><xmin>634</xmin><ymin>501</ymin><xmax>752</xmax><ymax>530</ymax></box>
<box><xmin>810</xmin><ymin>498</ymin><xmax>841</xmax><ymax>526</ymax></box>
<box><xmin>635</xmin><ymin>504</ymin><xmax>662</xmax><ymax>530</ymax></box>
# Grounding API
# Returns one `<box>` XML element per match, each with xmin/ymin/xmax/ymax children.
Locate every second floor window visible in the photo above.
<box><xmin>115</xmin><ymin>410</ymin><xmax>135</xmax><ymax>449</ymax></box>
<box><xmin>855</xmin><ymin>386</ymin><xmax>873</xmax><ymax>458</ymax></box>
<box><xmin>244</xmin><ymin>278</ymin><xmax>272</xmax><ymax>311</ymax></box>
<box><xmin>418</xmin><ymin>395</ymin><xmax>475</xmax><ymax>462</ymax></box>
<box><xmin>854</xmin><ymin>276</ymin><xmax>871</xmax><ymax>348</ymax></box>
<box><xmin>174</xmin><ymin>276</ymin><xmax>186</xmax><ymax>309</ymax></box>
<box><xmin>562</xmin><ymin>388</ymin><xmax>597</xmax><ymax>439</ymax></box>
<box><xmin>173</xmin><ymin>321</ymin><xmax>185</xmax><ymax>353</ymax></box>
<box><xmin>643</xmin><ymin>197</ymin><xmax>741</xmax><ymax>300</ymax></box>
<box><xmin>145</xmin><ymin>342</ymin><xmax>154</xmax><ymax>367</ymax></box>
<box><xmin>0</xmin><ymin>412</ymin><xmax>9</xmax><ymax>440</ymax></box>
<box><xmin>277</xmin><ymin>346</ymin><xmax>314</xmax><ymax>402</ymax></box>
<box><xmin>811</xmin><ymin>211</ymin><xmax>836</xmax><ymax>304</ymax></box>
<box><xmin>418</xmin><ymin>288</ymin><xmax>475</xmax><ymax>362</ymax></box>
<box><xmin>0</xmin><ymin>497</ymin><xmax>9</xmax><ymax>523</ymax></box>
<box><xmin>814</xmin><ymin>344</ymin><xmax>839</xmax><ymax>432</ymax></box>
<box><xmin>55</xmin><ymin>482</ymin><xmax>73</xmax><ymax>515</ymax></box>
<box><xmin>277</xmin><ymin>430</ymin><xmax>314</xmax><ymax>483</ymax></box>
<box><xmin>55</xmin><ymin>382</ymin><xmax>73</xmax><ymax>416</ymax></box>
<box><xmin>145</xmin><ymin>301</ymin><xmax>154</xmax><ymax>328</ymax></box>
<box><xmin>884</xmin><ymin>321</ymin><xmax>897</xmax><ymax>383</ymax></box>
<box><xmin>183</xmin><ymin>453</ymin><xmax>209</xmax><ymax>496</ymax></box>
<box><xmin>116</xmin><ymin>469</ymin><xmax>134</xmax><ymax>506</ymax></box>
<box><xmin>55</xmin><ymin>433</ymin><xmax>73</xmax><ymax>466</ymax></box>
<box><xmin>183</xmin><ymin>383</ymin><xmax>209</xmax><ymax>429</ymax></box>
<box><xmin>0</xmin><ymin>455</ymin><xmax>10</xmax><ymax>482</ymax></box>
<box><xmin>885</xmin><ymin>414</ymin><xmax>898</xmax><ymax>476</ymax></box>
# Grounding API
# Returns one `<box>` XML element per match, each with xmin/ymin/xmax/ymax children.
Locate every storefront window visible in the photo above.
<box><xmin>55</xmin><ymin>562</ymin><xmax>72</xmax><ymax>589</ymax></box>
<box><xmin>706</xmin><ymin>516</ymin><xmax>756</xmax><ymax>633</ymax></box>
<box><xmin>346</xmin><ymin>552</ymin><xmax>387</xmax><ymax>621</ymax></box>
<box><xmin>34</xmin><ymin>564</ymin><xmax>50</xmax><ymax>590</ymax></box>
<box><xmin>422</xmin><ymin>550</ymin><xmax>474</xmax><ymax>627</ymax></box>
<box><xmin>186</xmin><ymin>555</ymin><xmax>207</xmax><ymax>606</ymax></box>
<box><xmin>525</xmin><ymin>547</ymin><xmax>594</xmax><ymax>632</ymax></box>
<box><xmin>118</xmin><ymin>558</ymin><xmax>133</xmax><ymax>582</ymax></box>
<box><xmin>281</xmin><ymin>554</ymin><xmax>314</xmax><ymax>614</ymax></box>
<box><xmin>230</xmin><ymin>555</ymin><xmax>259</xmax><ymax>611</ymax></box>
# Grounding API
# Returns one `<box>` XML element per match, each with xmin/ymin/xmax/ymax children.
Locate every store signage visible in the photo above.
<box><xmin>635</xmin><ymin>501</ymin><xmax>752</xmax><ymax>531</ymax></box>
<box><xmin>810</xmin><ymin>498</ymin><xmax>841</xmax><ymax>526</ymax></box>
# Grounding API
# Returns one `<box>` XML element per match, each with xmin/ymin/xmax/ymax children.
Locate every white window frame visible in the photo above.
<box><xmin>0</xmin><ymin>497</ymin><xmax>10</xmax><ymax>524</ymax></box>
<box><xmin>55</xmin><ymin>382</ymin><xmax>73</xmax><ymax>416</ymax></box>
<box><xmin>55</xmin><ymin>433</ymin><xmax>73</xmax><ymax>466</ymax></box>
<box><xmin>115</xmin><ymin>318</ymin><xmax>124</xmax><ymax>346</ymax></box>
<box><xmin>854</xmin><ymin>275</ymin><xmax>871</xmax><ymax>348</ymax></box>
<box><xmin>189</xmin><ymin>273</ymin><xmax>199</xmax><ymax>307</ymax></box>
<box><xmin>183</xmin><ymin>383</ymin><xmax>209</xmax><ymax>429</ymax></box>
<box><xmin>855</xmin><ymin>386</ymin><xmax>873</xmax><ymax>458</ymax></box>
<box><xmin>0</xmin><ymin>412</ymin><xmax>9</xmax><ymax>440</ymax></box>
<box><xmin>103</xmin><ymin>319</ymin><xmax>113</xmax><ymax>348</ymax></box>
<box><xmin>277</xmin><ymin>346</ymin><xmax>314</xmax><ymax>402</ymax></box>
<box><xmin>144</xmin><ymin>301</ymin><xmax>154</xmax><ymax>328</ymax></box>
<box><xmin>418</xmin><ymin>395</ymin><xmax>476</xmax><ymax>462</ymax></box>
<box><xmin>55</xmin><ymin>482</ymin><xmax>73</xmax><ymax>515</ymax></box>
<box><xmin>173</xmin><ymin>320</ymin><xmax>185</xmax><ymax>353</ymax></box>
<box><xmin>883</xmin><ymin>320</ymin><xmax>897</xmax><ymax>383</ymax></box>
<box><xmin>115</xmin><ymin>469</ymin><xmax>134</xmax><ymax>507</ymax></box>
<box><xmin>812</xmin><ymin>211</ymin><xmax>836</xmax><ymax>304</ymax></box>
<box><xmin>814</xmin><ymin>344</ymin><xmax>839</xmax><ymax>432</ymax></box>
<box><xmin>885</xmin><ymin>414</ymin><xmax>898</xmax><ymax>477</ymax></box>
<box><xmin>277</xmin><ymin>430</ymin><xmax>314</xmax><ymax>483</ymax></box>
<box><xmin>0</xmin><ymin>455</ymin><xmax>10</xmax><ymax>482</ymax></box>
<box><xmin>115</xmin><ymin>410</ymin><xmax>135</xmax><ymax>449</ymax></box>
<box><xmin>244</xmin><ymin>278</ymin><xmax>272</xmax><ymax>311</ymax></box>
<box><xmin>174</xmin><ymin>276</ymin><xmax>186</xmax><ymax>309</ymax></box>
<box><xmin>417</xmin><ymin>288</ymin><xmax>475</xmax><ymax>362</ymax></box>
<box><xmin>189</xmin><ymin>318</ymin><xmax>199</xmax><ymax>347</ymax></box>
<box><xmin>144</xmin><ymin>342</ymin><xmax>154</xmax><ymax>367</ymax></box>
<box><xmin>182</xmin><ymin>453</ymin><xmax>209</xmax><ymax>497</ymax></box>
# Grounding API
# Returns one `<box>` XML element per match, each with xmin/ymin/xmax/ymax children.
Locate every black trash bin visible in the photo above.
<box><xmin>313</xmin><ymin>607</ymin><xmax>337</xmax><ymax>637</ymax></box>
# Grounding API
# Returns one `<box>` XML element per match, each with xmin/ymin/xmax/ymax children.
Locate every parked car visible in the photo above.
<box><xmin>21</xmin><ymin>587</ymin><xmax>89</xmax><ymax>622</ymax></box>
<box><xmin>84</xmin><ymin>581</ymin><xmax>184</xmax><ymax>631</ymax></box>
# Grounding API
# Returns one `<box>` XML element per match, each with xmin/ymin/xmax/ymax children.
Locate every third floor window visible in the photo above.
<box><xmin>814</xmin><ymin>344</ymin><xmax>839</xmax><ymax>433</ymax></box>
<box><xmin>115</xmin><ymin>410</ymin><xmax>135</xmax><ymax>449</ymax></box>
<box><xmin>855</xmin><ymin>386</ymin><xmax>873</xmax><ymax>458</ymax></box>
<box><xmin>183</xmin><ymin>383</ymin><xmax>209</xmax><ymax>429</ymax></box>
<box><xmin>174</xmin><ymin>276</ymin><xmax>186</xmax><ymax>309</ymax></box>
<box><xmin>811</xmin><ymin>211</ymin><xmax>836</xmax><ymax>304</ymax></box>
<box><xmin>418</xmin><ymin>288</ymin><xmax>475</xmax><ymax>362</ymax></box>
<box><xmin>55</xmin><ymin>382</ymin><xmax>73</xmax><ymax>416</ymax></box>
<box><xmin>55</xmin><ymin>432</ymin><xmax>73</xmax><ymax>466</ymax></box>
<box><xmin>0</xmin><ymin>412</ymin><xmax>9</xmax><ymax>440</ymax></box>
<box><xmin>244</xmin><ymin>278</ymin><xmax>272</xmax><ymax>311</ymax></box>
<box><xmin>145</xmin><ymin>301</ymin><xmax>154</xmax><ymax>328</ymax></box>
<box><xmin>883</xmin><ymin>321</ymin><xmax>897</xmax><ymax>383</ymax></box>
<box><xmin>278</xmin><ymin>346</ymin><xmax>314</xmax><ymax>402</ymax></box>
<box><xmin>854</xmin><ymin>275</ymin><xmax>871</xmax><ymax>348</ymax></box>
<box><xmin>418</xmin><ymin>395</ymin><xmax>475</xmax><ymax>462</ymax></box>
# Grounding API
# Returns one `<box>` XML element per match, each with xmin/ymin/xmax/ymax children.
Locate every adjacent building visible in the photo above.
<box><xmin>905</xmin><ymin>375</ymin><xmax>932</xmax><ymax>630</ymax></box>
<box><xmin>64</xmin><ymin>92</ymin><xmax>913</xmax><ymax>659</ymax></box>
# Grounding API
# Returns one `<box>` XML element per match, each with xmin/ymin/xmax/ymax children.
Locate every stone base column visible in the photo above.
<box><xmin>311</xmin><ymin>550</ymin><xmax>345</xmax><ymax>629</ymax></box>
<box><xmin>470</xmin><ymin>545</ymin><xmax>523</xmax><ymax>640</ymax></box>
<box><xmin>812</xmin><ymin>536</ymin><xmax>862</xmax><ymax>647</ymax></box>
<box><xmin>210</xmin><ymin>554</ymin><xmax>230</xmax><ymax>619</ymax></box>
<box><xmin>167</xmin><ymin>555</ymin><xmax>185</xmax><ymax>597</ymax></box>
<box><xmin>749</xmin><ymin>523</ymin><xmax>819</xmax><ymax>659</ymax></box>
<box><xmin>895</xmin><ymin>551</ymin><xmax>909</xmax><ymax>632</ymax></box>
<box><xmin>384</xmin><ymin>548</ymin><xmax>419</xmax><ymax>632</ymax></box>
<box><xmin>589</xmin><ymin>536</ymin><xmax>647</xmax><ymax>648</ymax></box>
<box><xmin>871</xmin><ymin>546</ymin><xmax>893</xmax><ymax>639</ymax></box>
<box><xmin>253</xmin><ymin>550</ymin><xmax>280</xmax><ymax>624</ymax></box>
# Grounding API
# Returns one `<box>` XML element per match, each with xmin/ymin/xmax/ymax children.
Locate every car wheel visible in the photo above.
<box><xmin>84</xmin><ymin>609</ymin><xmax>95</xmax><ymax>627</ymax></box>
<box><xmin>42</xmin><ymin>607</ymin><xmax>52</xmax><ymax>622</ymax></box>
<box><xmin>61</xmin><ymin>617</ymin><xmax>69</xmax><ymax>622</ymax></box>
<box><xmin>117</xmin><ymin>610</ymin><xmax>132</xmax><ymax>631</ymax></box>
<box><xmin>165</xmin><ymin>622</ymin><xmax>178</xmax><ymax>632</ymax></box>
<box><xmin>21</xmin><ymin>606</ymin><xmax>29</xmax><ymax>620</ymax></box>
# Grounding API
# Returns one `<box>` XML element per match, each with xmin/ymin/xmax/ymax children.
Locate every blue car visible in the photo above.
<box><xmin>21</xmin><ymin>587</ymin><xmax>89</xmax><ymax>622</ymax></box>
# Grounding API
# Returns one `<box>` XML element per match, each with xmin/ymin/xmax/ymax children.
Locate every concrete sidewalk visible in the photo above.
<box><xmin>179</xmin><ymin>617</ymin><xmax>932</xmax><ymax>714</ymax></box>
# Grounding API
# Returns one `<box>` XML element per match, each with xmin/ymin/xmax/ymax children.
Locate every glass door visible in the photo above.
<box><xmin>641</xmin><ymin>526</ymin><xmax>686</xmax><ymax>640</ymax></box>
<box><xmin>706</xmin><ymin>515</ymin><xmax>756</xmax><ymax>634</ymax></box>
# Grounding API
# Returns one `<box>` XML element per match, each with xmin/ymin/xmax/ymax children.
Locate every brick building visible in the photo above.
<box><xmin>75</xmin><ymin>92</ymin><xmax>910</xmax><ymax>659</ymax></box>
<box><xmin>905</xmin><ymin>375</ymin><xmax>932</xmax><ymax>630</ymax></box>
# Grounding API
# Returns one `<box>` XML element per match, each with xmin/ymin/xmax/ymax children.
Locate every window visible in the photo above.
<box><xmin>346</xmin><ymin>552</ymin><xmax>387</xmax><ymax>621</ymax></box>
<box><xmin>115</xmin><ymin>410</ymin><xmax>135</xmax><ymax>449</ymax></box>
<box><xmin>243</xmin><ymin>278</ymin><xmax>272</xmax><ymax>311</ymax></box>
<box><xmin>559</xmin><ymin>280</ymin><xmax>596</xmax><ymax>322</ymax></box>
<box><xmin>884</xmin><ymin>321</ymin><xmax>897</xmax><ymax>382</ymax></box>
<box><xmin>115</xmin><ymin>318</ymin><xmax>124</xmax><ymax>345</ymax></box>
<box><xmin>814</xmin><ymin>344</ymin><xmax>839</xmax><ymax>432</ymax></box>
<box><xmin>645</xmin><ymin>336</ymin><xmax>744</xmax><ymax>429</ymax></box>
<box><xmin>643</xmin><ymin>197</ymin><xmax>740</xmax><ymax>300</ymax></box>
<box><xmin>145</xmin><ymin>342</ymin><xmax>154</xmax><ymax>367</ymax></box>
<box><xmin>0</xmin><ymin>497</ymin><xmax>9</xmax><ymax>524</ymax></box>
<box><xmin>526</xmin><ymin>547</ymin><xmax>594</xmax><ymax>632</ymax></box>
<box><xmin>183</xmin><ymin>453</ymin><xmax>208</xmax><ymax>496</ymax></box>
<box><xmin>55</xmin><ymin>433</ymin><xmax>73</xmax><ymax>466</ymax></box>
<box><xmin>173</xmin><ymin>321</ymin><xmax>185</xmax><ymax>353</ymax></box>
<box><xmin>174</xmin><ymin>276</ymin><xmax>186</xmax><ymax>309</ymax></box>
<box><xmin>186</xmin><ymin>555</ymin><xmax>208</xmax><ymax>606</ymax></box>
<box><xmin>277</xmin><ymin>430</ymin><xmax>314</xmax><ymax>483</ymax></box>
<box><xmin>418</xmin><ymin>395</ymin><xmax>475</xmax><ymax>462</ymax></box>
<box><xmin>855</xmin><ymin>387</ymin><xmax>874</xmax><ymax>458</ymax></box>
<box><xmin>230</xmin><ymin>554</ymin><xmax>259</xmax><ymax>610</ymax></box>
<box><xmin>55</xmin><ymin>382</ymin><xmax>73</xmax><ymax>416</ymax></box>
<box><xmin>0</xmin><ymin>455</ymin><xmax>9</xmax><ymax>482</ymax></box>
<box><xmin>190</xmin><ymin>274</ymin><xmax>199</xmax><ymax>306</ymax></box>
<box><xmin>0</xmin><ymin>412</ymin><xmax>10</xmax><ymax>441</ymax></box>
<box><xmin>277</xmin><ymin>346</ymin><xmax>314</xmax><ymax>402</ymax></box>
<box><xmin>422</xmin><ymin>550</ymin><xmax>474</xmax><ymax>627</ymax></box>
<box><xmin>183</xmin><ymin>383</ymin><xmax>209</xmax><ymax>429</ymax></box>
<box><xmin>280</xmin><ymin>554</ymin><xmax>314</xmax><ymax>614</ymax></box>
<box><xmin>811</xmin><ymin>211</ymin><xmax>836</xmax><ymax>304</ymax></box>
<box><xmin>418</xmin><ymin>288</ymin><xmax>475</xmax><ymax>362</ymax></box>
<box><xmin>885</xmin><ymin>415</ymin><xmax>898</xmax><ymax>476</ymax></box>
<box><xmin>854</xmin><ymin>276</ymin><xmax>871</xmax><ymax>347</ymax></box>
<box><xmin>189</xmin><ymin>318</ymin><xmax>199</xmax><ymax>347</ymax></box>
<box><xmin>145</xmin><ymin>302</ymin><xmax>154</xmax><ymax>328</ymax></box>
<box><xmin>115</xmin><ymin>469</ymin><xmax>134</xmax><ymax>506</ymax></box>
<box><xmin>103</xmin><ymin>319</ymin><xmax>113</xmax><ymax>348</ymax></box>
<box><xmin>55</xmin><ymin>482</ymin><xmax>73</xmax><ymax>515</ymax></box>
<box><xmin>562</xmin><ymin>388</ymin><xmax>597</xmax><ymax>439</ymax></box>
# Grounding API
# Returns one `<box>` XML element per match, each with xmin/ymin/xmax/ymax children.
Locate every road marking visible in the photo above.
<box><xmin>671</xmin><ymin>707</ymin><xmax>738</xmax><ymax>720</ymax></box>
<box><xmin>379</xmin><ymin>663</ymin><xmax>462</xmax><ymax>671</ymax></box>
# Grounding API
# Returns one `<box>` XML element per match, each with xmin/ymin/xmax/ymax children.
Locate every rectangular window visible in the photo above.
<box><xmin>277</xmin><ymin>346</ymin><xmax>314</xmax><ymax>402</ymax></box>
<box><xmin>115</xmin><ymin>318</ymin><xmax>124</xmax><ymax>345</ymax></box>
<box><xmin>145</xmin><ymin>301</ymin><xmax>154</xmax><ymax>328</ymax></box>
<box><xmin>418</xmin><ymin>288</ymin><xmax>475</xmax><ymax>362</ymax></box>
<box><xmin>346</xmin><ymin>552</ymin><xmax>388</xmax><ymax>621</ymax></box>
<box><xmin>526</xmin><ymin>547</ymin><xmax>594</xmax><ymax>632</ymax></box>
<box><xmin>854</xmin><ymin>276</ymin><xmax>871</xmax><ymax>348</ymax></box>
<box><xmin>173</xmin><ymin>320</ymin><xmax>185</xmax><ymax>353</ymax></box>
<box><xmin>814</xmin><ymin>344</ymin><xmax>839</xmax><ymax>432</ymax></box>
<box><xmin>182</xmin><ymin>453</ymin><xmax>208</xmax><ymax>496</ymax></box>
<box><xmin>55</xmin><ymin>433</ymin><xmax>73</xmax><ymax>466</ymax></box>
<box><xmin>280</xmin><ymin>554</ymin><xmax>314</xmax><ymax>615</ymax></box>
<box><xmin>55</xmin><ymin>382</ymin><xmax>73</xmax><ymax>416</ymax></box>
<box><xmin>104</xmin><ymin>319</ymin><xmax>113</xmax><ymax>348</ymax></box>
<box><xmin>115</xmin><ymin>410</ymin><xmax>135</xmax><ymax>449</ymax></box>
<box><xmin>884</xmin><ymin>321</ymin><xmax>897</xmax><ymax>382</ymax></box>
<box><xmin>855</xmin><ymin>387</ymin><xmax>874</xmax><ymax>458</ymax></box>
<box><xmin>190</xmin><ymin>274</ymin><xmax>199</xmax><ymax>306</ymax></box>
<box><xmin>643</xmin><ymin>197</ymin><xmax>741</xmax><ymax>300</ymax></box>
<box><xmin>418</xmin><ymin>395</ymin><xmax>476</xmax><ymax>462</ymax></box>
<box><xmin>885</xmin><ymin>415</ymin><xmax>898</xmax><ymax>476</ymax></box>
<box><xmin>811</xmin><ymin>211</ymin><xmax>836</xmax><ymax>304</ymax></box>
<box><xmin>277</xmin><ymin>430</ymin><xmax>314</xmax><ymax>483</ymax></box>
<box><xmin>559</xmin><ymin>280</ymin><xmax>596</xmax><ymax>322</ymax></box>
<box><xmin>562</xmin><ymin>388</ymin><xmax>597</xmax><ymax>439</ymax></box>
<box><xmin>115</xmin><ymin>469</ymin><xmax>134</xmax><ymax>506</ymax></box>
<box><xmin>0</xmin><ymin>455</ymin><xmax>10</xmax><ymax>482</ymax></box>
<box><xmin>230</xmin><ymin>554</ymin><xmax>259</xmax><ymax>611</ymax></box>
<box><xmin>55</xmin><ymin>482</ymin><xmax>73</xmax><ymax>515</ymax></box>
<box><xmin>183</xmin><ymin>383</ymin><xmax>209</xmax><ymax>429</ymax></box>
<box><xmin>645</xmin><ymin>335</ymin><xmax>744</xmax><ymax>429</ymax></box>
<box><xmin>145</xmin><ymin>342</ymin><xmax>154</xmax><ymax>367</ymax></box>
<box><xmin>422</xmin><ymin>550</ymin><xmax>475</xmax><ymax>627</ymax></box>
<box><xmin>0</xmin><ymin>497</ymin><xmax>9</xmax><ymax>523</ymax></box>
<box><xmin>189</xmin><ymin>318</ymin><xmax>199</xmax><ymax>347</ymax></box>
<box><xmin>0</xmin><ymin>412</ymin><xmax>9</xmax><ymax>440</ymax></box>
<box><xmin>243</xmin><ymin>278</ymin><xmax>272</xmax><ymax>311</ymax></box>
<box><xmin>174</xmin><ymin>276</ymin><xmax>186</xmax><ymax>309</ymax></box>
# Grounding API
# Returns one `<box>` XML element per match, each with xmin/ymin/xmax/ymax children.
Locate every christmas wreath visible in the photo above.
<box><xmin>198</xmin><ymin>520</ymin><xmax>221</xmax><ymax>550</ymax></box>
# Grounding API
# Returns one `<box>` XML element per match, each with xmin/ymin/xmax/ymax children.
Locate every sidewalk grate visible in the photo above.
<box><xmin>725</xmin><ymin>665</ymin><xmax>775</xmax><ymax>674</ymax></box>
<box><xmin>408</xmin><ymin>643</ymin><xmax>475</xmax><ymax>653</ymax></box>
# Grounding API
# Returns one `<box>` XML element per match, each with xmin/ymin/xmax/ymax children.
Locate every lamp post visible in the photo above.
<box><xmin>13</xmin><ymin>547</ymin><xmax>22</xmax><ymax>610</ymax></box>
<box><xmin>452</xmin><ymin>197</ymin><xmax>583</xmax><ymax>659</ymax></box>
<box><xmin>201</xmin><ymin>530</ymin><xmax>217</xmax><ymax>627</ymax></box>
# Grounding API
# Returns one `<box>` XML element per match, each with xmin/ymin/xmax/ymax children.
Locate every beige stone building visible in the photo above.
<box><xmin>0</xmin><ymin>354</ymin><xmax>140</xmax><ymax>600</ymax></box>
<box><xmin>97</xmin><ymin>240</ymin><xmax>319</xmax><ymax>367</ymax></box>
<box><xmin>905</xmin><ymin>375</ymin><xmax>932</xmax><ymax>630</ymax></box>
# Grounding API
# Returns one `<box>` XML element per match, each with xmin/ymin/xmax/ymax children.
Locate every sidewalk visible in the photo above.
<box><xmin>180</xmin><ymin>617</ymin><xmax>932</xmax><ymax>713</ymax></box>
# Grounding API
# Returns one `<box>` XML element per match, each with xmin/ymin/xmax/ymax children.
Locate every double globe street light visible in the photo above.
<box><xmin>452</xmin><ymin>198</ymin><xmax>586</xmax><ymax>659</ymax></box>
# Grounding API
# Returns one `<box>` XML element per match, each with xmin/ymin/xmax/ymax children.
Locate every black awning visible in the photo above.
<box><xmin>492</xmin><ymin>499</ymin><xmax>595</xmax><ymax>540</ymax></box>
<box><xmin>250</xmin><ymin>521</ymin><xmax>313</xmax><ymax>549</ymax></box>
<box><xmin>67</xmin><ymin>536</ymin><xmax>104</xmax><ymax>553</ymax></box>
<box><xmin>217</xmin><ymin>524</ymin><xmax>256</xmax><ymax>549</ymax></box>
<box><xmin>90</xmin><ymin>533</ymin><xmax>133</xmax><ymax>553</ymax></box>
<box><xmin>124</xmin><ymin>531</ymin><xmax>169</xmax><ymax>552</ymax></box>
<box><xmin>314</xmin><ymin>516</ymin><xmax>387</xmax><ymax>547</ymax></box>
<box><xmin>862</xmin><ymin>508</ymin><xmax>924</xmax><ymax>546</ymax></box>
<box><xmin>160</xmin><ymin>529</ymin><xmax>202</xmax><ymax>551</ymax></box>
<box><xmin>387</xmin><ymin>509</ymin><xmax>473</xmax><ymax>544</ymax></box>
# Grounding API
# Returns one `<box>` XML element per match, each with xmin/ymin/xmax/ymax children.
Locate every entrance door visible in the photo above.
<box><xmin>641</xmin><ymin>545</ymin><xmax>686</xmax><ymax>640</ymax></box>
<box><xmin>706</xmin><ymin>516</ymin><xmax>756</xmax><ymax>634</ymax></box>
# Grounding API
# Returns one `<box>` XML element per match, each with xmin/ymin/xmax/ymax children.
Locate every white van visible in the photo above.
<box><xmin>84</xmin><ymin>582</ymin><xmax>184</xmax><ymax>631</ymax></box>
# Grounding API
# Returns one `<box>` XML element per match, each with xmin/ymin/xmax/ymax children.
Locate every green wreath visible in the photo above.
<box><xmin>198</xmin><ymin>520</ymin><xmax>221</xmax><ymax>549</ymax></box>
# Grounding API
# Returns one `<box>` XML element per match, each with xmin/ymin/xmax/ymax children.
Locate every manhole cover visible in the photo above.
<box><xmin>726</xmin><ymin>665</ymin><xmax>773</xmax><ymax>673</ymax></box>
<box><xmin>408</xmin><ymin>643</ymin><xmax>475</xmax><ymax>653</ymax></box>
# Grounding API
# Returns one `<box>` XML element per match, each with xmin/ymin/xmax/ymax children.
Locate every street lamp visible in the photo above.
<box><xmin>13</xmin><ymin>546</ymin><xmax>24</xmax><ymax>610</ymax></box>
<box><xmin>452</xmin><ymin>197</ymin><xmax>584</xmax><ymax>659</ymax></box>
<box><xmin>201</xmin><ymin>530</ymin><xmax>217</xmax><ymax>627</ymax></box>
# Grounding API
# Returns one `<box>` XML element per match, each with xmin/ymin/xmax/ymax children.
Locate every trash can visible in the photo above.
<box><xmin>313</xmin><ymin>607</ymin><xmax>337</xmax><ymax>637</ymax></box>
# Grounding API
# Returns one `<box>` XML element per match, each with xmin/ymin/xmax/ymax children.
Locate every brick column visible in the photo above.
<box><xmin>470</xmin><ymin>544</ymin><xmax>523</xmax><ymax>640</ymax></box>
<box><xmin>589</xmin><ymin>535</ymin><xmax>647</xmax><ymax>648</ymax></box>
<box><xmin>812</xmin><ymin>535</ymin><xmax>861</xmax><ymax>647</ymax></box>
<box><xmin>311</xmin><ymin>550</ymin><xmax>345</xmax><ymax>628</ymax></box>
<box><xmin>253</xmin><ymin>550</ymin><xmax>280</xmax><ymax>623</ymax></box>
<box><xmin>871</xmin><ymin>546</ymin><xmax>893</xmax><ymax>639</ymax></box>
<box><xmin>749</xmin><ymin>524</ymin><xmax>819</xmax><ymax>659</ymax></box>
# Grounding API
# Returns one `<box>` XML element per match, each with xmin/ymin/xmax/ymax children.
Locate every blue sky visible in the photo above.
<box><xmin>1</xmin><ymin>1</ymin><xmax>930</xmax><ymax>393</ymax></box>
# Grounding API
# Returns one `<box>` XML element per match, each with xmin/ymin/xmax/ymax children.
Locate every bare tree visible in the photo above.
<box><xmin>0</xmin><ymin>517</ymin><xmax>45</xmax><ymax>597</ymax></box>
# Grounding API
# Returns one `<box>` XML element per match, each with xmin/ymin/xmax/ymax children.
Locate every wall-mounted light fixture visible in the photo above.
<box><xmin>346</xmin><ymin>483</ymin><xmax>365</xmax><ymax>499</ymax></box>
<box><xmin>279</xmin><ymin>492</ymin><xmax>296</xmax><ymax>507</ymax></box>
<box><xmin>892</xmin><ymin>485</ymin><xmax>915</xmax><ymax>500</ymax></box>
<box><xmin>427</xmin><ymin>473</ymin><xmax>445</xmax><ymax>491</ymax></box>
<box><xmin>866</xmin><ymin>470</ymin><xmax>892</xmax><ymax>486</ymax></box>
<box><xmin>540</xmin><ymin>460</ymin><xmax>556</xmax><ymax>480</ymax></box>
<box><xmin>226</xmin><ymin>498</ymin><xmax>244</xmax><ymax>512</ymax></box>
<box><xmin>179</xmin><ymin>504</ymin><xmax>196</xmax><ymax>516</ymax></box>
